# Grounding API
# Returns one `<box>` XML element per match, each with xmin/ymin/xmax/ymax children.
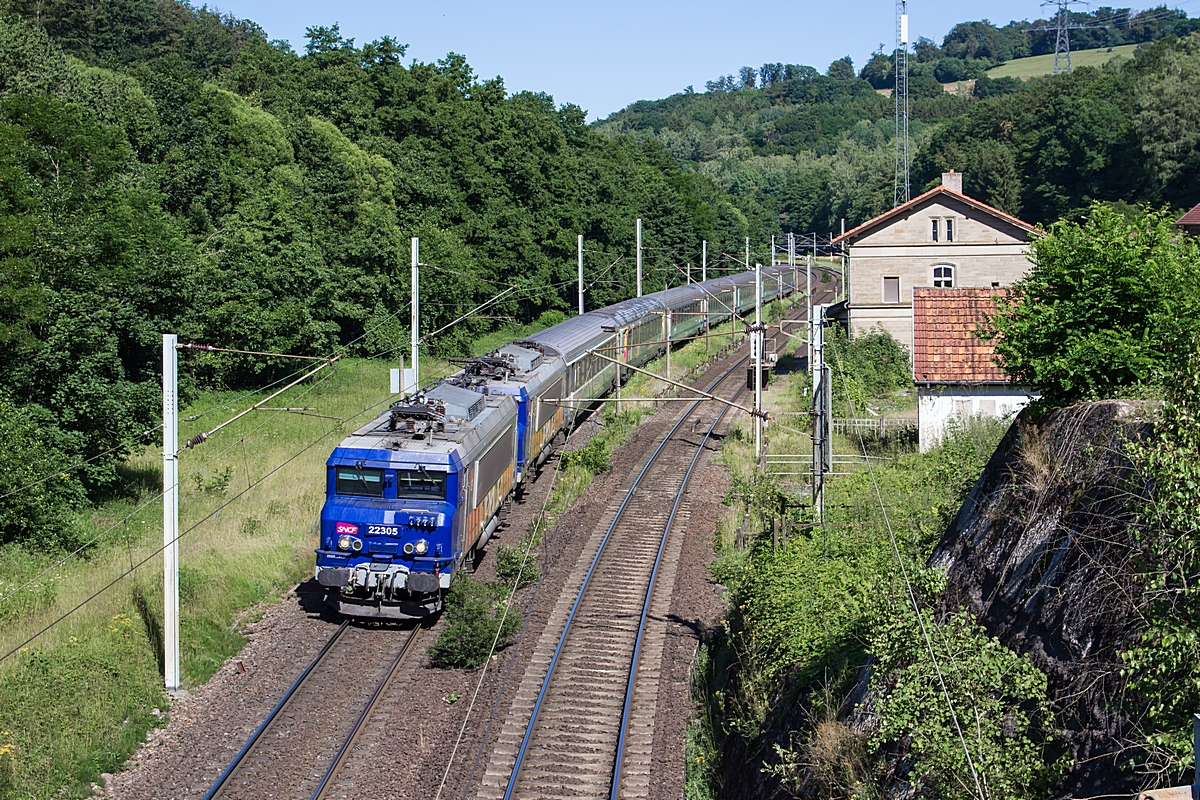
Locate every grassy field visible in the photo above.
<box><xmin>985</xmin><ymin>43</ymin><xmax>1138</xmax><ymax>79</ymax></box>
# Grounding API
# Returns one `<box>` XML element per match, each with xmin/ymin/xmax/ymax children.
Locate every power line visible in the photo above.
<box><xmin>0</xmin><ymin>390</ymin><xmax>400</xmax><ymax>667</ymax></box>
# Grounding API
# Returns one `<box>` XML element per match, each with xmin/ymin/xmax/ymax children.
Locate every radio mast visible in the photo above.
<box><xmin>893</xmin><ymin>0</ymin><xmax>910</xmax><ymax>206</ymax></box>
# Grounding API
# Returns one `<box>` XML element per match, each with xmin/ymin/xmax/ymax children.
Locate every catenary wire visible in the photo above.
<box><xmin>0</xmin><ymin>388</ymin><xmax>401</xmax><ymax>667</ymax></box>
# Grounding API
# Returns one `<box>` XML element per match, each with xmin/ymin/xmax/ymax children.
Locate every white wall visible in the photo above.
<box><xmin>918</xmin><ymin>385</ymin><xmax>1040</xmax><ymax>452</ymax></box>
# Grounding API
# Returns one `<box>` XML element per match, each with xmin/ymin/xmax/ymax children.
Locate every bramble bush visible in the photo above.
<box><xmin>427</xmin><ymin>577</ymin><xmax>522</xmax><ymax>669</ymax></box>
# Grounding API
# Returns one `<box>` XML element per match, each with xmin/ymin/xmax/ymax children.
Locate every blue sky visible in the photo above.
<box><xmin>220</xmin><ymin>1</ymin><xmax>1086</xmax><ymax>119</ymax></box>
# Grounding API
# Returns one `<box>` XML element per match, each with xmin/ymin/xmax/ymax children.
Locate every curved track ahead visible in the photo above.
<box><xmin>493</xmin><ymin>352</ymin><xmax>751</xmax><ymax>800</ymax></box>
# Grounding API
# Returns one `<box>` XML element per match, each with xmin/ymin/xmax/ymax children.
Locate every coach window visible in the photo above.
<box><xmin>883</xmin><ymin>276</ymin><xmax>900</xmax><ymax>304</ymax></box>
<box><xmin>933</xmin><ymin>265</ymin><xmax>954</xmax><ymax>288</ymax></box>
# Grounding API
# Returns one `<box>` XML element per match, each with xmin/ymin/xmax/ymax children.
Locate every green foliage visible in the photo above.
<box><xmin>427</xmin><ymin>577</ymin><xmax>522</xmax><ymax>669</ymax></box>
<box><xmin>870</xmin><ymin>608</ymin><xmax>1062</xmax><ymax>797</ymax></box>
<box><xmin>0</xmin><ymin>612</ymin><xmax>164</xmax><ymax>799</ymax></box>
<box><xmin>702</xmin><ymin>400</ymin><xmax>1011</xmax><ymax>796</ymax></box>
<box><xmin>1122</xmin><ymin>344</ymin><xmax>1200</xmax><ymax>768</ymax></box>
<box><xmin>825</xmin><ymin>324</ymin><xmax>912</xmax><ymax>416</ymax></box>
<box><xmin>1134</xmin><ymin>34</ymin><xmax>1200</xmax><ymax>205</ymax></box>
<box><xmin>495</xmin><ymin>535</ymin><xmax>540</xmax><ymax>590</ymax></box>
<box><xmin>0</xmin><ymin>394</ymin><xmax>87</xmax><ymax>550</ymax></box>
<box><xmin>558</xmin><ymin>436</ymin><xmax>611</xmax><ymax>474</ymax></box>
<box><xmin>988</xmin><ymin>204</ymin><xmax>1200</xmax><ymax>404</ymax></box>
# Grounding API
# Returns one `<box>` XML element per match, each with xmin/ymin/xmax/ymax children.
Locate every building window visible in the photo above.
<box><xmin>933</xmin><ymin>265</ymin><xmax>954</xmax><ymax>288</ymax></box>
<box><xmin>945</xmin><ymin>218</ymin><xmax>954</xmax><ymax>242</ymax></box>
<box><xmin>931</xmin><ymin>219</ymin><xmax>939</xmax><ymax>242</ymax></box>
<box><xmin>883</xmin><ymin>276</ymin><xmax>900</xmax><ymax>304</ymax></box>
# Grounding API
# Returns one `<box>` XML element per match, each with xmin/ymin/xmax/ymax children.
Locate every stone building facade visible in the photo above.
<box><xmin>831</xmin><ymin>171</ymin><xmax>1039</xmax><ymax>350</ymax></box>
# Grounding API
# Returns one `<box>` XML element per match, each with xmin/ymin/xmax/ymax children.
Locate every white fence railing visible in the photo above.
<box><xmin>831</xmin><ymin>417</ymin><xmax>917</xmax><ymax>438</ymax></box>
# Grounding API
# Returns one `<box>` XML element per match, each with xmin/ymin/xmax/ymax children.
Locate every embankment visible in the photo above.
<box><xmin>712</xmin><ymin>399</ymin><xmax>1158</xmax><ymax>798</ymax></box>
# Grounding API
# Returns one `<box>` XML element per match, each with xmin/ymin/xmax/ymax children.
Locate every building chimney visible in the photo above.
<box><xmin>941</xmin><ymin>169</ymin><xmax>963</xmax><ymax>194</ymax></box>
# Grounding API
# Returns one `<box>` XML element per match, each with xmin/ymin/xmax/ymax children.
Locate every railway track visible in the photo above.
<box><xmin>475</xmin><ymin>351</ymin><xmax>753</xmax><ymax>800</ymax></box>
<box><xmin>202</xmin><ymin>621</ymin><xmax>425</xmax><ymax>800</ymax></box>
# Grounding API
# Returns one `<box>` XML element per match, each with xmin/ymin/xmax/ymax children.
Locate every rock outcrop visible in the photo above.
<box><xmin>932</xmin><ymin>400</ymin><xmax>1153</xmax><ymax>797</ymax></box>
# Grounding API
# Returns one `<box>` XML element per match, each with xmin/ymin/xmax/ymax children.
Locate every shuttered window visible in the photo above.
<box><xmin>883</xmin><ymin>277</ymin><xmax>900</xmax><ymax>304</ymax></box>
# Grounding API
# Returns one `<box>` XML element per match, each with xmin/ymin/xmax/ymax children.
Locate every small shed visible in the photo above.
<box><xmin>912</xmin><ymin>287</ymin><xmax>1039</xmax><ymax>451</ymax></box>
<box><xmin>1176</xmin><ymin>202</ymin><xmax>1200</xmax><ymax>236</ymax></box>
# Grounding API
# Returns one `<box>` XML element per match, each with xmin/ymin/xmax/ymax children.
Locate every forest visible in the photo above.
<box><xmin>0</xmin><ymin>0</ymin><xmax>1198</xmax><ymax>552</ymax></box>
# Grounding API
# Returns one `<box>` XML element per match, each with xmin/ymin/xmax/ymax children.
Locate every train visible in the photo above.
<box><xmin>313</xmin><ymin>264</ymin><xmax>802</xmax><ymax>619</ymax></box>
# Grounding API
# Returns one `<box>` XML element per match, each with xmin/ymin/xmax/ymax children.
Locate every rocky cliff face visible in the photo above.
<box><xmin>716</xmin><ymin>400</ymin><xmax>1155</xmax><ymax>799</ymax></box>
<box><xmin>931</xmin><ymin>400</ymin><xmax>1152</xmax><ymax>797</ymax></box>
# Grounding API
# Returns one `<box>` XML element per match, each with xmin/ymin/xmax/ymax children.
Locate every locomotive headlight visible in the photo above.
<box><xmin>403</xmin><ymin>542</ymin><xmax>414</xmax><ymax>556</ymax></box>
<box><xmin>350</xmin><ymin>538</ymin><xmax>363</xmax><ymax>553</ymax></box>
<box><xmin>337</xmin><ymin>534</ymin><xmax>352</xmax><ymax>551</ymax></box>
<box><xmin>414</xmin><ymin>539</ymin><xmax>429</xmax><ymax>556</ymax></box>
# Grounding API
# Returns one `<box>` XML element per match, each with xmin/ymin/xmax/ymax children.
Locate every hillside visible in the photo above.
<box><xmin>985</xmin><ymin>43</ymin><xmax>1140</xmax><ymax>79</ymax></box>
<box><xmin>0</xmin><ymin>0</ymin><xmax>773</xmax><ymax>547</ymax></box>
<box><xmin>596</xmin><ymin>18</ymin><xmax>1199</xmax><ymax>239</ymax></box>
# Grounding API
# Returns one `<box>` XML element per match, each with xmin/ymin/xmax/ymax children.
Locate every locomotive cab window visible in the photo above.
<box><xmin>395</xmin><ymin>469</ymin><xmax>446</xmax><ymax>500</ymax></box>
<box><xmin>335</xmin><ymin>467</ymin><xmax>385</xmax><ymax>497</ymax></box>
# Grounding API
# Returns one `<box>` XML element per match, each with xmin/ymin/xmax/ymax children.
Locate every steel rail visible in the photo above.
<box><xmin>310</xmin><ymin>623</ymin><xmax>425</xmax><ymax>799</ymax></box>
<box><xmin>502</xmin><ymin>352</ymin><xmax>751</xmax><ymax>800</ymax></box>
<box><xmin>610</xmin><ymin>366</ymin><xmax>747</xmax><ymax>799</ymax></box>
<box><xmin>202</xmin><ymin>620</ymin><xmax>351</xmax><ymax>800</ymax></box>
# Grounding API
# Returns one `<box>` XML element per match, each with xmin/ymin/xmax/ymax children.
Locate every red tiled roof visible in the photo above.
<box><xmin>912</xmin><ymin>288</ymin><xmax>1011</xmax><ymax>384</ymax></box>
<box><xmin>832</xmin><ymin>185</ymin><xmax>1039</xmax><ymax>245</ymax></box>
<box><xmin>1177</xmin><ymin>202</ymin><xmax>1200</xmax><ymax>227</ymax></box>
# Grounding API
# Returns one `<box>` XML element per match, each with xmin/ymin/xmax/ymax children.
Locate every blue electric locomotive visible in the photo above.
<box><xmin>315</xmin><ymin>383</ymin><xmax>519</xmax><ymax>617</ymax></box>
<box><xmin>315</xmin><ymin>264</ymin><xmax>802</xmax><ymax>619</ymax></box>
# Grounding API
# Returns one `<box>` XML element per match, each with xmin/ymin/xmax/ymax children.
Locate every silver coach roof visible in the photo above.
<box><xmin>658</xmin><ymin>284</ymin><xmax>706</xmax><ymax>309</ymax></box>
<box><xmin>597</xmin><ymin>295</ymin><xmax>667</xmax><ymax>327</ymax></box>
<box><xmin>520</xmin><ymin>313</ymin><xmax>615</xmax><ymax>364</ymax></box>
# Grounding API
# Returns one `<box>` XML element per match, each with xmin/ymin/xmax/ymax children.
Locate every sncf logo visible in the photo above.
<box><xmin>335</xmin><ymin>522</ymin><xmax>359</xmax><ymax>535</ymax></box>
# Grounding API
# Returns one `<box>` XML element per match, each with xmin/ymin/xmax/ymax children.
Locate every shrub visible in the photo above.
<box><xmin>870</xmin><ymin>608</ymin><xmax>1062</xmax><ymax>797</ymax></box>
<box><xmin>558</xmin><ymin>436</ymin><xmax>610</xmax><ymax>474</ymax></box>
<box><xmin>495</xmin><ymin>541</ymin><xmax>539</xmax><ymax>589</ymax></box>
<box><xmin>824</xmin><ymin>324</ymin><xmax>912</xmax><ymax>414</ymax></box>
<box><xmin>988</xmin><ymin>204</ymin><xmax>1200</xmax><ymax>405</ymax></box>
<box><xmin>427</xmin><ymin>577</ymin><xmax>522</xmax><ymax>669</ymax></box>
